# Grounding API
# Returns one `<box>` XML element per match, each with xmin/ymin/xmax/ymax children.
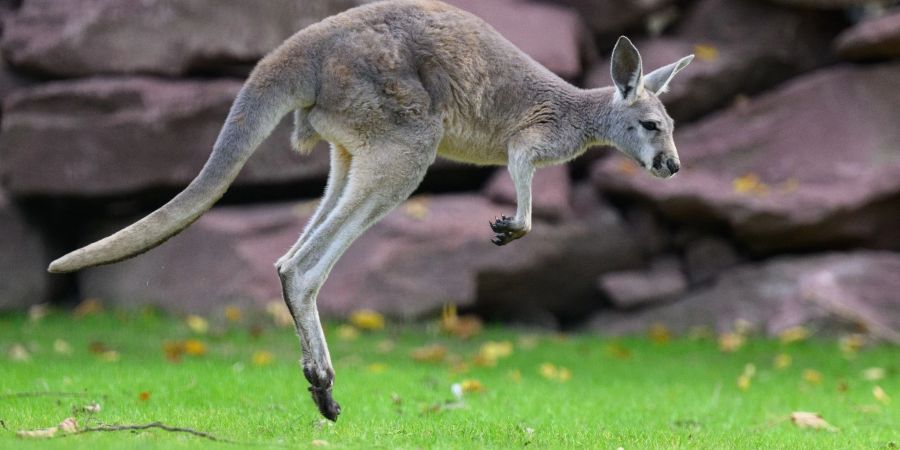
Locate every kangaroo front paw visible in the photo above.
<box><xmin>304</xmin><ymin>366</ymin><xmax>342</xmax><ymax>421</ymax></box>
<box><xmin>490</xmin><ymin>215</ymin><xmax>527</xmax><ymax>246</ymax></box>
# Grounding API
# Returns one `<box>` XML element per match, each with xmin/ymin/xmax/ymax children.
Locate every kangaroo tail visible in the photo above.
<box><xmin>48</xmin><ymin>78</ymin><xmax>299</xmax><ymax>273</ymax></box>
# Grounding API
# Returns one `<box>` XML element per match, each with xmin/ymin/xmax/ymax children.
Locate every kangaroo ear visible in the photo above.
<box><xmin>644</xmin><ymin>54</ymin><xmax>694</xmax><ymax>95</ymax></box>
<box><xmin>610</xmin><ymin>36</ymin><xmax>643</xmax><ymax>103</ymax></box>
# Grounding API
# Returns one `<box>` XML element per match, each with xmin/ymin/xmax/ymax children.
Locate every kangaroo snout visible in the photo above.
<box><xmin>651</xmin><ymin>152</ymin><xmax>680</xmax><ymax>178</ymax></box>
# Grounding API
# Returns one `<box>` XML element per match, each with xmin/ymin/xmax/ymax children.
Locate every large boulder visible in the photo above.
<box><xmin>1</xmin><ymin>0</ymin><xmax>355</xmax><ymax>77</ymax></box>
<box><xmin>587</xmin><ymin>251</ymin><xmax>900</xmax><ymax>343</ymax></box>
<box><xmin>2</xmin><ymin>0</ymin><xmax>586</xmax><ymax>79</ymax></box>
<box><xmin>79</xmin><ymin>194</ymin><xmax>644</xmax><ymax>321</ymax></box>
<box><xmin>835</xmin><ymin>9</ymin><xmax>900</xmax><ymax>60</ymax></box>
<box><xmin>0</xmin><ymin>191</ymin><xmax>49</xmax><ymax>310</ymax></box>
<box><xmin>0</xmin><ymin>77</ymin><xmax>330</xmax><ymax>197</ymax></box>
<box><xmin>544</xmin><ymin>0</ymin><xmax>673</xmax><ymax>38</ymax></box>
<box><xmin>592</xmin><ymin>63</ymin><xmax>900</xmax><ymax>254</ymax></box>
<box><xmin>585</xmin><ymin>0</ymin><xmax>843</xmax><ymax>121</ymax></box>
<box><xmin>445</xmin><ymin>0</ymin><xmax>588</xmax><ymax>78</ymax></box>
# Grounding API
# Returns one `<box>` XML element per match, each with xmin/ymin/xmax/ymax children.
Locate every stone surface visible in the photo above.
<box><xmin>592</xmin><ymin>63</ymin><xmax>900</xmax><ymax>254</ymax></box>
<box><xmin>546</xmin><ymin>0</ymin><xmax>673</xmax><ymax>37</ymax></box>
<box><xmin>1</xmin><ymin>0</ymin><xmax>355</xmax><ymax>77</ymax></box>
<box><xmin>80</xmin><ymin>194</ymin><xmax>644</xmax><ymax>320</ymax></box>
<box><xmin>445</xmin><ymin>0</ymin><xmax>587</xmax><ymax>78</ymax></box>
<box><xmin>588</xmin><ymin>251</ymin><xmax>900</xmax><ymax>343</ymax></box>
<box><xmin>0</xmin><ymin>191</ymin><xmax>49</xmax><ymax>310</ymax></box>
<box><xmin>483</xmin><ymin>164</ymin><xmax>572</xmax><ymax>221</ymax></box>
<box><xmin>597</xmin><ymin>257</ymin><xmax>687</xmax><ymax>309</ymax></box>
<box><xmin>2</xmin><ymin>0</ymin><xmax>586</xmax><ymax>79</ymax></box>
<box><xmin>682</xmin><ymin>236</ymin><xmax>741</xmax><ymax>284</ymax></box>
<box><xmin>835</xmin><ymin>10</ymin><xmax>900</xmax><ymax>60</ymax></box>
<box><xmin>585</xmin><ymin>0</ymin><xmax>842</xmax><ymax>121</ymax></box>
<box><xmin>0</xmin><ymin>77</ymin><xmax>331</xmax><ymax>196</ymax></box>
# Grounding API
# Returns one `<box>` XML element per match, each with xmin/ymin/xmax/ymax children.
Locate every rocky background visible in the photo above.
<box><xmin>2</xmin><ymin>0</ymin><xmax>899</xmax><ymax>341</ymax></box>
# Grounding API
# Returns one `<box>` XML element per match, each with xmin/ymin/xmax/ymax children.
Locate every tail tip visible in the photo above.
<box><xmin>48</xmin><ymin>256</ymin><xmax>76</xmax><ymax>273</ymax></box>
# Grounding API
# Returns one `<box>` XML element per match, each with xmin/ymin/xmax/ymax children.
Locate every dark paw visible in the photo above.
<box><xmin>304</xmin><ymin>366</ymin><xmax>341</xmax><ymax>421</ymax></box>
<box><xmin>490</xmin><ymin>215</ymin><xmax>526</xmax><ymax>246</ymax></box>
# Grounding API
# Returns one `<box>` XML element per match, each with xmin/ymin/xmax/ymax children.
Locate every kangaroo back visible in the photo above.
<box><xmin>48</xmin><ymin>74</ymin><xmax>299</xmax><ymax>273</ymax></box>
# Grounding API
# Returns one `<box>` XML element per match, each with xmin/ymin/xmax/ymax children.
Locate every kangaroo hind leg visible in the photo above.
<box><xmin>276</xmin><ymin>122</ymin><xmax>440</xmax><ymax>421</ymax></box>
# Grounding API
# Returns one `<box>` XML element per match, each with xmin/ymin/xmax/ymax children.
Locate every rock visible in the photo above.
<box><xmin>0</xmin><ymin>77</ymin><xmax>330</xmax><ymax>197</ymax></box>
<box><xmin>763</xmin><ymin>0</ymin><xmax>874</xmax><ymax>8</ymax></box>
<box><xmin>682</xmin><ymin>236</ymin><xmax>741</xmax><ymax>284</ymax></box>
<box><xmin>585</xmin><ymin>0</ymin><xmax>842</xmax><ymax>121</ymax></box>
<box><xmin>444</xmin><ymin>0</ymin><xmax>587</xmax><ymax>78</ymax></box>
<box><xmin>0</xmin><ymin>191</ymin><xmax>49</xmax><ymax>310</ymax></box>
<box><xmin>597</xmin><ymin>257</ymin><xmax>687</xmax><ymax>309</ymax></box>
<box><xmin>587</xmin><ymin>251</ymin><xmax>900</xmax><ymax>343</ymax></box>
<box><xmin>835</xmin><ymin>10</ymin><xmax>900</xmax><ymax>60</ymax></box>
<box><xmin>592</xmin><ymin>63</ymin><xmax>900</xmax><ymax>255</ymax></box>
<box><xmin>80</xmin><ymin>194</ymin><xmax>645</xmax><ymax>320</ymax></box>
<box><xmin>546</xmin><ymin>0</ymin><xmax>673</xmax><ymax>37</ymax></box>
<box><xmin>483</xmin><ymin>164</ymin><xmax>572</xmax><ymax>221</ymax></box>
<box><xmin>1</xmin><ymin>0</ymin><xmax>355</xmax><ymax>77</ymax></box>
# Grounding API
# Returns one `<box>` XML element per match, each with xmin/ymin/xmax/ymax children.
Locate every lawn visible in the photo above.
<box><xmin>1</xmin><ymin>307</ymin><xmax>897</xmax><ymax>449</ymax></box>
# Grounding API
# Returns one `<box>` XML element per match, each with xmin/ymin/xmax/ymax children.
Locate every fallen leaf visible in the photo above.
<box><xmin>16</xmin><ymin>426</ymin><xmax>57</xmax><ymax>438</ymax></box>
<box><xmin>336</xmin><ymin>325</ymin><xmax>359</xmax><ymax>341</ymax></box>
<box><xmin>376</xmin><ymin>339</ymin><xmax>395</xmax><ymax>353</ymax></box>
<box><xmin>460</xmin><ymin>379</ymin><xmax>485</xmax><ymax>393</ymax></box>
<box><xmin>718</xmin><ymin>332</ymin><xmax>745</xmax><ymax>352</ymax></box>
<box><xmin>265</xmin><ymin>301</ymin><xmax>294</xmax><ymax>327</ymax></box>
<box><xmin>183</xmin><ymin>339</ymin><xmax>207</xmax><ymax>356</ymax></box>
<box><xmin>773</xmin><ymin>353</ymin><xmax>792</xmax><ymax>370</ymax></box>
<box><xmin>403</xmin><ymin>196</ymin><xmax>430</xmax><ymax>220</ymax></box>
<box><xmin>163</xmin><ymin>341</ymin><xmax>184</xmax><ymax>362</ymax></box>
<box><xmin>803</xmin><ymin>369</ymin><xmax>823</xmax><ymax>385</ymax></box>
<box><xmin>252</xmin><ymin>350</ymin><xmax>274</xmax><ymax>366</ymax></box>
<box><xmin>311</xmin><ymin>439</ymin><xmax>330</xmax><ymax>447</ymax></box>
<box><xmin>8</xmin><ymin>343</ymin><xmax>30</xmax><ymax>361</ymax></box>
<box><xmin>737</xmin><ymin>363</ymin><xmax>756</xmax><ymax>391</ymax></box>
<box><xmin>790</xmin><ymin>411</ymin><xmax>838</xmax><ymax>431</ymax></box>
<box><xmin>873</xmin><ymin>386</ymin><xmax>890</xmax><ymax>404</ymax></box>
<box><xmin>366</xmin><ymin>363</ymin><xmax>388</xmax><ymax>374</ymax></box>
<box><xmin>648</xmin><ymin>323</ymin><xmax>671</xmax><ymax>344</ymax></box>
<box><xmin>839</xmin><ymin>334</ymin><xmax>866</xmax><ymax>357</ymax></box>
<box><xmin>73</xmin><ymin>298</ymin><xmax>103</xmax><ymax>318</ymax></box>
<box><xmin>836</xmin><ymin>379</ymin><xmax>849</xmax><ymax>393</ymax></box>
<box><xmin>82</xmin><ymin>402</ymin><xmax>101</xmax><ymax>414</ymax></box>
<box><xmin>88</xmin><ymin>341</ymin><xmax>109</xmax><ymax>354</ymax></box>
<box><xmin>475</xmin><ymin>341</ymin><xmax>514</xmax><ymax>366</ymax></box>
<box><xmin>185</xmin><ymin>315</ymin><xmax>209</xmax><ymax>334</ymax></box>
<box><xmin>224</xmin><ymin>306</ymin><xmax>242</xmax><ymax>323</ymax></box>
<box><xmin>539</xmin><ymin>363</ymin><xmax>571</xmax><ymax>382</ymax></box>
<box><xmin>779</xmin><ymin>326</ymin><xmax>810</xmax><ymax>344</ymax></box>
<box><xmin>349</xmin><ymin>309</ymin><xmax>385</xmax><ymax>331</ymax></box>
<box><xmin>139</xmin><ymin>391</ymin><xmax>151</xmax><ymax>401</ymax></box>
<box><xmin>411</xmin><ymin>344</ymin><xmax>447</xmax><ymax>363</ymax></box>
<box><xmin>440</xmin><ymin>305</ymin><xmax>482</xmax><ymax>339</ymax></box>
<box><xmin>53</xmin><ymin>339</ymin><xmax>73</xmax><ymax>355</ymax></box>
<box><xmin>693</xmin><ymin>43</ymin><xmax>719</xmax><ymax>61</ymax></box>
<box><xmin>508</xmin><ymin>369</ymin><xmax>522</xmax><ymax>383</ymax></box>
<box><xmin>97</xmin><ymin>350</ymin><xmax>120</xmax><ymax>362</ymax></box>
<box><xmin>862</xmin><ymin>367</ymin><xmax>886</xmax><ymax>381</ymax></box>
<box><xmin>603</xmin><ymin>342</ymin><xmax>632</xmax><ymax>359</ymax></box>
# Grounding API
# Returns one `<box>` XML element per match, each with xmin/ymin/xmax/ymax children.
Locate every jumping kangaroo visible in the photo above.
<box><xmin>48</xmin><ymin>0</ymin><xmax>693</xmax><ymax>421</ymax></box>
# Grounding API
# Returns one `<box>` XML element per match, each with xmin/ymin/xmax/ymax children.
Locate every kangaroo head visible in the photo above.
<box><xmin>607</xmin><ymin>36</ymin><xmax>693</xmax><ymax>179</ymax></box>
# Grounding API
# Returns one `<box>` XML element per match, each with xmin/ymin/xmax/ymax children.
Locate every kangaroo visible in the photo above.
<box><xmin>48</xmin><ymin>0</ymin><xmax>692</xmax><ymax>421</ymax></box>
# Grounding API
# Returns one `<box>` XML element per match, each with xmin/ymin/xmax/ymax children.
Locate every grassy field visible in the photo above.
<box><xmin>1</xmin><ymin>307</ymin><xmax>897</xmax><ymax>449</ymax></box>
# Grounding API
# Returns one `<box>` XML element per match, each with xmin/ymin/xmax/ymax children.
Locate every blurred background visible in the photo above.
<box><xmin>1</xmin><ymin>0</ymin><xmax>898</xmax><ymax>341</ymax></box>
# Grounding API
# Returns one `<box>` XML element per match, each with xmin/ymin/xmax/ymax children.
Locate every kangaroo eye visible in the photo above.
<box><xmin>640</xmin><ymin>121</ymin><xmax>659</xmax><ymax>131</ymax></box>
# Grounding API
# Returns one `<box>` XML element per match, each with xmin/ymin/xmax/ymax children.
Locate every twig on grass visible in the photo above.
<box><xmin>76</xmin><ymin>422</ymin><xmax>230</xmax><ymax>443</ymax></box>
<box><xmin>0</xmin><ymin>391</ymin><xmax>107</xmax><ymax>400</ymax></box>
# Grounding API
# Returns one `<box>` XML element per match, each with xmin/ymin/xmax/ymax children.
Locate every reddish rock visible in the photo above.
<box><xmin>1</xmin><ymin>0</ymin><xmax>355</xmax><ymax>77</ymax></box>
<box><xmin>682</xmin><ymin>236</ymin><xmax>741</xmax><ymax>284</ymax></box>
<box><xmin>592</xmin><ymin>64</ymin><xmax>900</xmax><ymax>254</ymax></box>
<box><xmin>597</xmin><ymin>257</ymin><xmax>687</xmax><ymax>309</ymax></box>
<box><xmin>444</xmin><ymin>0</ymin><xmax>587</xmax><ymax>78</ymax></box>
<box><xmin>483</xmin><ymin>164</ymin><xmax>572</xmax><ymax>221</ymax></box>
<box><xmin>835</xmin><ymin>10</ymin><xmax>900</xmax><ymax>60</ymax></box>
<box><xmin>546</xmin><ymin>0</ymin><xmax>673</xmax><ymax>37</ymax></box>
<box><xmin>0</xmin><ymin>191</ymin><xmax>48</xmax><ymax>310</ymax></box>
<box><xmin>587</xmin><ymin>251</ymin><xmax>900</xmax><ymax>343</ymax></box>
<box><xmin>585</xmin><ymin>0</ymin><xmax>842</xmax><ymax>121</ymax></box>
<box><xmin>0</xmin><ymin>77</ymin><xmax>330</xmax><ymax>196</ymax></box>
<box><xmin>80</xmin><ymin>194</ymin><xmax>644</xmax><ymax>319</ymax></box>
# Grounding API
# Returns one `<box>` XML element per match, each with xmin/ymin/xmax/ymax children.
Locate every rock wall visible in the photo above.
<box><xmin>2</xmin><ymin>0</ymin><xmax>899</xmax><ymax>341</ymax></box>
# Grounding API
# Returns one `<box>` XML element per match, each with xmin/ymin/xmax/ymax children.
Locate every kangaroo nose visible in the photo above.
<box><xmin>666</xmin><ymin>158</ymin><xmax>680</xmax><ymax>174</ymax></box>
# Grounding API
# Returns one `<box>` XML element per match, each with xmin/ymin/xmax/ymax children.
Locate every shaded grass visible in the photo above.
<box><xmin>0</xmin><ymin>310</ymin><xmax>898</xmax><ymax>449</ymax></box>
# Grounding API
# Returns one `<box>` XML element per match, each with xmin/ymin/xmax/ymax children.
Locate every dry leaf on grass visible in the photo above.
<box><xmin>366</xmin><ymin>363</ymin><xmax>388</xmax><ymax>374</ymax></box>
<box><xmin>778</xmin><ymin>326</ymin><xmax>810</xmax><ymax>344</ymax></box>
<box><xmin>349</xmin><ymin>310</ymin><xmax>385</xmax><ymax>331</ymax></box>
<box><xmin>185</xmin><ymin>315</ymin><xmax>209</xmax><ymax>334</ymax></box>
<box><xmin>790</xmin><ymin>411</ymin><xmax>838</xmax><ymax>431</ymax></box>
<box><xmin>411</xmin><ymin>344</ymin><xmax>447</xmax><ymax>363</ymax></box>
<box><xmin>18</xmin><ymin>417</ymin><xmax>80</xmax><ymax>438</ymax></box>
<box><xmin>862</xmin><ymin>367</ymin><xmax>886</xmax><ymax>381</ymax></box>
<box><xmin>773</xmin><ymin>353</ymin><xmax>792</xmax><ymax>370</ymax></box>
<box><xmin>440</xmin><ymin>305</ymin><xmax>482</xmax><ymax>339</ymax></box>
<box><xmin>474</xmin><ymin>341</ymin><xmax>513</xmax><ymax>366</ymax></box>
<box><xmin>265</xmin><ymin>301</ymin><xmax>294</xmax><ymax>327</ymax></box>
<box><xmin>224</xmin><ymin>306</ymin><xmax>242</xmax><ymax>323</ymax></box>
<box><xmin>648</xmin><ymin>323</ymin><xmax>671</xmax><ymax>344</ymax></box>
<box><xmin>8</xmin><ymin>343</ymin><xmax>30</xmax><ymax>362</ymax></box>
<box><xmin>539</xmin><ymin>363</ymin><xmax>571</xmax><ymax>382</ymax></box>
<box><xmin>803</xmin><ymin>369</ymin><xmax>823</xmax><ymax>385</ymax></box>
<box><xmin>459</xmin><ymin>379</ymin><xmax>485</xmax><ymax>393</ymax></box>
<box><xmin>873</xmin><ymin>386</ymin><xmax>890</xmax><ymax>404</ymax></box>
<box><xmin>737</xmin><ymin>364</ymin><xmax>756</xmax><ymax>391</ymax></box>
<box><xmin>252</xmin><ymin>351</ymin><xmax>274</xmax><ymax>366</ymax></box>
<box><xmin>139</xmin><ymin>391</ymin><xmax>151</xmax><ymax>401</ymax></box>
<box><xmin>73</xmin><ymin>298</ymin><xmax>103</xmax><ymax>318</ymax></box>
<box><xmin>53</xmin><ymin>339</ymin><xmax>73</xmax><ymax>355</ymax></box>
<box><xmin>718</xmin><ymin>332</ymin><xmax>745</xmax><ymax>352</ymax></box>
<box><xmin>336</xmin><ymin>325</ymin><xmax>359</xmax><ymax>341</ymax></box>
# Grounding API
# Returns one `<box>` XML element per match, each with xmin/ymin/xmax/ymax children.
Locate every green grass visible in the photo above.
<box><xmin>1</xmin><ymin>310</ymin><xmax>897</xmax><ymax>449</ymax></box>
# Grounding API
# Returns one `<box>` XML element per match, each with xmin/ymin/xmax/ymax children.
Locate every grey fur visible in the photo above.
<box><xmin>47</xmin><ymin>0</ymin><xmax>692</xmax><ymax>420</ymax></box>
